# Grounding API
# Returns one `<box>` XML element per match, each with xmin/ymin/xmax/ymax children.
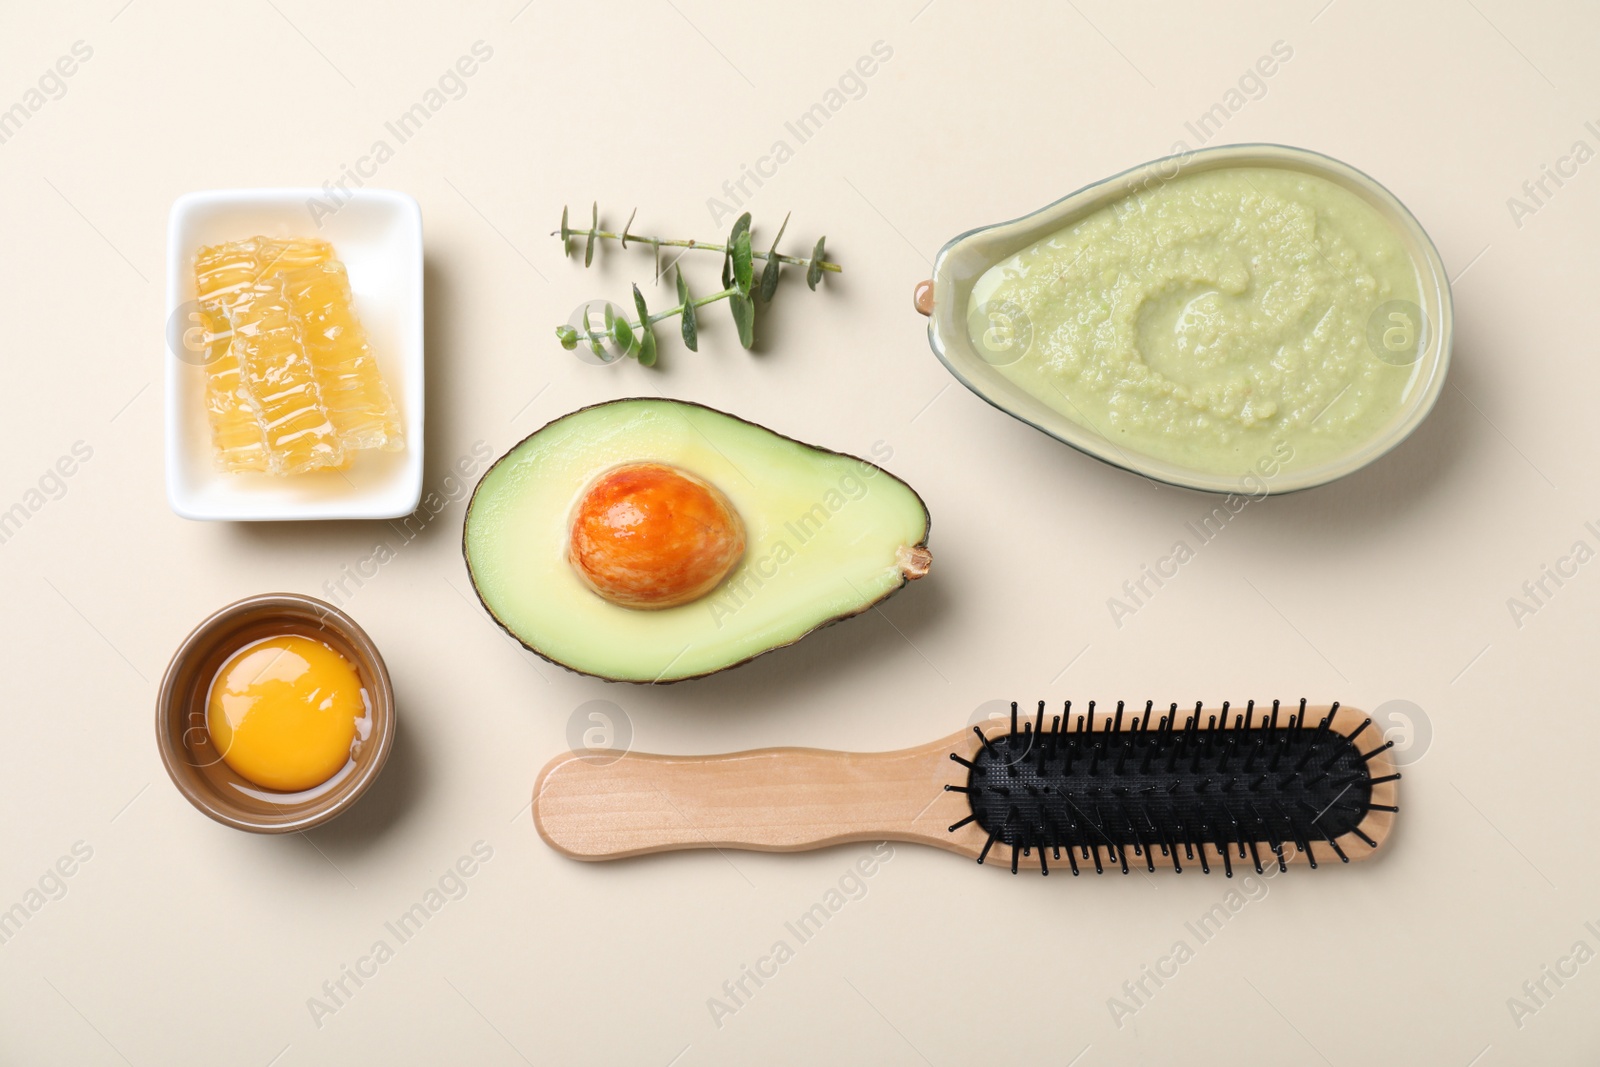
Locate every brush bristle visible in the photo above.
<box><xmin>951</xmin><ymin>700</ymin><xmax>1397</xmax><ymax>876</ymax></box>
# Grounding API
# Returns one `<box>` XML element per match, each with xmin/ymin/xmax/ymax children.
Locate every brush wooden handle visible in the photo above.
<box><xmin>533</xmin><ymin>733</ymin><xmax>975</xmax><ymax>860</ymax></box>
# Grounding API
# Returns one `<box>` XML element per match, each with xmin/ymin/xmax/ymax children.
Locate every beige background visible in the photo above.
<box><xmin>1</xmin><ymin>0</ymin><xmax>1596</xmax><ymax>1063</ymax></box>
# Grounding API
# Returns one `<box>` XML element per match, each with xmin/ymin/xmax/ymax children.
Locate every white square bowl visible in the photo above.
<box><xmin>165</xmin><ymin>188</ymin><xmax>424</xmax><ymax>520</ymax></box>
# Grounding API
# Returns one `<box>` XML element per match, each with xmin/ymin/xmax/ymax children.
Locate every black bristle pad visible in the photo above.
<box><xmin>958</xmin><ymin>710</ymin><xmax>1377</xmax><ymax>874</ymax></box>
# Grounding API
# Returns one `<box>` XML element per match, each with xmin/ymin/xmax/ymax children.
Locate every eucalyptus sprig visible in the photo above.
<box><xmin>553</xmin><ymin>205</ymin><xmax>839</xmax><ymax>365</ymax></box>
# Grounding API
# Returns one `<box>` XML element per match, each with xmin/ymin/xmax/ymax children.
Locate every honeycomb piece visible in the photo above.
<box><xmin>201</xmin><ymin>340</ymin><xmax>270</xmax><ymax>471</ymax></box>
<box><xmin>226</xmin><ymin>275</ymin><xmax>344</xmax><ymax>475</ymax></box>
<box><xmin>195</xmin><ymin>238</ymin><xmax>335</xmax><ymax>473</ymax></box>
<box><xmin>280</xmin><ymin>260</ymin><xmax>403</xmax><ymax>452</ymax></box>
<box><xmin>195</xmin><ymin>237</ymin><xmax>333</xmax><ymax>313</ymax></box>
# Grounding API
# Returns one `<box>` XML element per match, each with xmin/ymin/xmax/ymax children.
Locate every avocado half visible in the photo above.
<box><xmin>463</xmin><ymin>398</ymin><xmax>932</xmax><ymax>683</ymax></box>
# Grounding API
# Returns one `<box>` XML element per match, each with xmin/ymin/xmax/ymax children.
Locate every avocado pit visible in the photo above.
<box><xmin>567</xmin><ymin>462</ymin><xmax>746</xmax><ymax>609</ymax></box>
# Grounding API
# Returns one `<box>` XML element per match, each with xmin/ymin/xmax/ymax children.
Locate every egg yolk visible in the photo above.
<box><xmin>206</xmin><ymin>635</ymin><xmax>367</xmax><ymax>792</ymax></box>
<box><xmin>568</xmin><ymin>462</ymin><xmax>746</xmax><ymax>609</ymax></box>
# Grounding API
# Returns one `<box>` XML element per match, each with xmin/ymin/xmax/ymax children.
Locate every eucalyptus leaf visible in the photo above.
<box><xmin>621</xmin><ymin>207</ymin><xmax>636</xmax><ymax>248</ymax></box>
<box><xmin>728</xmin><ymin>212</ymin><xmax>751</xmax><ymax>247</ymax></box>
<box><xmin>560</xmin><ymin>205</ymin><xmax>570</xmax><ymax>244</ymax></box>
<box><xmin>632</xmin><ymin>284</ymin><xmax>657</xmax><ymax>364</ymax></box>
<box><xmin>637</xmin><ymin>323</ymin><xmax>657</xmax><ymax>366</ymax></box>
<box><xmin>759</xmin><ymin>212</ymin><xmax>789</xmax><ymax>301</ymax></box>
<box><xmin>611</xmin><ymin>316</ymin><xmax>634</xmax><ymax>354</ymax></box>
<box><xmin>729</xmin><ymin>293</ymin><xmax>754</xmax><ymax>349</ymax></box>
<box><xmin>676</xmin><ymin>264</ymin><xmax>698</xmax><ymax>350</ymax></box>
<box><xmin>555</xmin><ymin>324</ymin><xmax>578</xmax><ymax>350</ymax></box>
<box><xmin>584</xmin><ymin>201</ymin><xmax>598</xmax><ymax>267</ymax></box>
<box><xmin>806</xmin><ymin>236</ymin><xmax>826</xmax><ymax>290</ymax></box>
<box><xmin>603</xmin><ymin>302</ymin><xmax>615</xmax><ymax>331</ymax></box>
<box><xmin>681</xmin><ymin>299</ymin><xmax>698</xmax><ymax>351</ymax></box>
<box><xmin>758</xmin><ymin>256</ymin><xmax>780</xmax><ymax>302</ymax></box>
<box><xmin>632</xmin><ymin>283</ymin><xmax>650</xmax><ymax>328</ymax></box>
<box><xmin>732</xmin><ymin>230</ymin><xmax>753</xmax><ymax>295</ymax></box>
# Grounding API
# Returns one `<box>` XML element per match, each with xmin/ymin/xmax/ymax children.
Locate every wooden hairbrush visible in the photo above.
<box><xmin>533</xmin><ymin>700</ymin><xmax>1399</xmax><ymax>876</ymax></box>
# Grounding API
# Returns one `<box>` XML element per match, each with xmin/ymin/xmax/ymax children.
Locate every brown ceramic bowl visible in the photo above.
<box><xmin>157</xmin><ymin>593</ymin><xmax>396</xmax><ymax>833</ymax></box>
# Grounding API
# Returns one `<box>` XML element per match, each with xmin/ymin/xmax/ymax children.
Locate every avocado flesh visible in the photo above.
<box><xmin>464</xmin><ymin>398</ymin><xmax>931</xmax><ymax>683</ymax></box>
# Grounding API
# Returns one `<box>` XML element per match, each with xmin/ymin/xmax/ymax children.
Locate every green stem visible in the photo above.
<box><xmin>639</xmin><ymin>287</ymin><xmax>738</xmax><ymax>330</ymax></box>
<box><xmin>573</xmin><ymin>287</ymin><xmax>742</xmax><ymax>353</ymax></box>
<box><xmin>559</xmin><ymin>228</ymin><xmax>843</xmax><ymax>273</ymax></box>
